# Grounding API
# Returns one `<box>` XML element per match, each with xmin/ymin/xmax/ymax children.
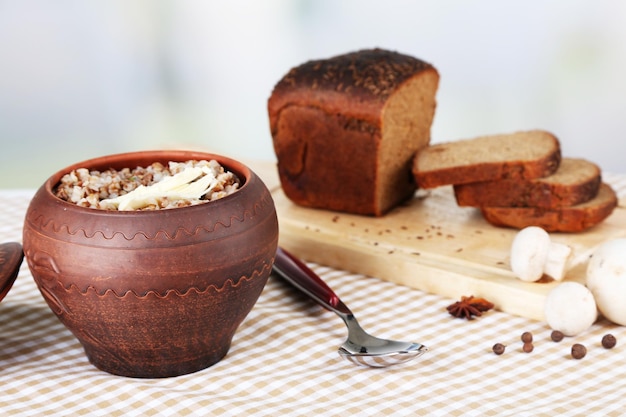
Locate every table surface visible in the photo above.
<box><xmin>2</xmin><ymin>164</ymin><xmax>626</xmax><ymax>416</ymax></box>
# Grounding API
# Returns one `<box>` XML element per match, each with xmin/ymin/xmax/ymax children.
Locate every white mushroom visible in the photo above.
<box><xmin>586</xmin><ymin>238</ymin><xmax>626</xmax><ymax>326</ymax></box>
<box><xmin>510</xmin><ymin>226</ymin><xmax>572</xmax><ymax>282</ymax></box>
<box><xmin>544</xmin><ymin>282</ymin><xmax>598</xmax><ymax>336</ymax></box>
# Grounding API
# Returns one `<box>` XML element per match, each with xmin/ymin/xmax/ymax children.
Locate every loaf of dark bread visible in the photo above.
<box><xmin>412</xmin><ymin>130</ymin><xmax>562</xmax><ymax>189</ymax></box>
<box><xmin>268</xmin><ymin>48</ymin><xmax>439</xmax><ymax>216</ymax></box>
<box><xmin>480</xmin><ymin>183</ymin><xmax>617</xmax><ymax>232</ymax></box>
<box><xmin>454</xmin><ymin>158</ymin><xmax>601</xmax><ymax>208</ymax></box>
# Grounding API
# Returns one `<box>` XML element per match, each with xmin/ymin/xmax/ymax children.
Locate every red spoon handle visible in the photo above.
<box><xmin>273</xmin><ymin>247</ymin><xmax>352</xmax><ymax>316</ymax></box>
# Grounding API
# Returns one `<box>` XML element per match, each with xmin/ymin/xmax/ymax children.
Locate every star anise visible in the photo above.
<box><xmin>446</xmin><ymin>295</ymin><xmax>494</xmax><ymax>320</ymax></box>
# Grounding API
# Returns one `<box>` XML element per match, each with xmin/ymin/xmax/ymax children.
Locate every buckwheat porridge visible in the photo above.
<box><xmin>54</xmin><ymin>160</ymin><xmax>240</xmax><ymax>211</ymax></box>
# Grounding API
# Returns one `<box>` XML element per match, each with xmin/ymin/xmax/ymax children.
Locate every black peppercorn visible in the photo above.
<box><xmin>492</xmin><ymin>343</ymin><xmax>506</xmax><ymax>355</ymax></box>
<box><xmin>571</xmin><ymin>343</ymin><xmax>586</xmax><ymax>359</ymax></box>
<box><xmin>602</xmin><ymin>334</ymin><xmax>617</xmax><ymax>349</ymax></box>
<box><xmin>521</xmin><ymin>332</ymin><xmax>533</xmax><ymax>344</ymax></box>
<box><xmin>550</xmin><ymin>330</ymin><xmax>564</xmax><ymax>342</ymax></box>
<box><xmin>522</xmin><ymin>342</ymin><xmax>534</xmax><ymax>353</ymax></box>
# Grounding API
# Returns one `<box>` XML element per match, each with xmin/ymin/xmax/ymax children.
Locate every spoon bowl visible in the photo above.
<box><xmin>272</xmin><ymin>247</ymin><xmax>428</xmax><ymax>368</ymax></box>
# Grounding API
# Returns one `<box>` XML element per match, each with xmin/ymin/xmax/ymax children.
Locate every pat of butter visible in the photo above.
<box><xmin>102</xmin><ymin>166</ymin><xmax>218</xmax><ymax>210</ymax></box>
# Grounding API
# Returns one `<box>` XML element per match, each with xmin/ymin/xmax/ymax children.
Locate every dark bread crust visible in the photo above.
<box><xmin>269</xmin><ymin>49</ymin><xmax>439</xmax><ymax>216</ymax></box>
<box><xmin>273</xmin><ymin>106</ymin><xmax>380</xmax><ymax>213</ymax></box>
<box><xmin>454</xmin><ymin>158</ymin><xmax>602</xmax><ymax>208</ymax></box>
<box><xmin>480</xmin><ymin>183</ymin><xmax>617</xmax><ymax>232</ymax></box>
<box><xmin>269</xmin><ymin>48</ymin><xmax>436</xmax><ymax>126</ymax></box>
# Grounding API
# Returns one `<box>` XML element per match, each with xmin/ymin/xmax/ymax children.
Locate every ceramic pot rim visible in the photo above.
<box><xmin>41</xmin><ymin>150</ymin><xmax>253</xmax><ymax>215</ymax></box>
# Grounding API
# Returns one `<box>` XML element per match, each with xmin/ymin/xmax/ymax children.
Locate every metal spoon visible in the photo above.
<box><xmin>272</xmin><ymin>247</ymin><xmax>428</xmax><ymax>368</ymax></box>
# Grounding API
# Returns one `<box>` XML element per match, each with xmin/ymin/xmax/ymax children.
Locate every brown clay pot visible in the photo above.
<box><xmin>22</xmin><ymin>150</ymin><xmax>278</xmax><ymax>378</ymax></box>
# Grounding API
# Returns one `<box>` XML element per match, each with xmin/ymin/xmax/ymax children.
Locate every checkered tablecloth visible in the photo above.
<box><xmin>2</xmin><ymin>181</ymin><xmax>626</xmax><ymax>416</ymax></box>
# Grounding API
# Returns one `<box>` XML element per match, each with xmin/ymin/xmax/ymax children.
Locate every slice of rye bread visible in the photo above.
<box><xmin>480</xmin><ymin>183</ymin><xmax>617</xmax><ymax>233</ymax></box>
<box><xmin>413</xmin><ymin>130</ymin><xmax>562</xmax><ymax>189</ymax></box>
<box><xmin>454</xmin><ymin>158</ymin><xmax>602</xmax><ymax>208</ymax></box>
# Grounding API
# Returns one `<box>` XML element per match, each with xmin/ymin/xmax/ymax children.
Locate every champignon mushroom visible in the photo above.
<box><xmin>544</xmin><ymin>282</ymin><xmax>597</xmax><ymax>337</ymax></box>
<box><xmin>586</xmin><ymin>238</ymin><xmax>626</xmax><ymax>326</ymax></box>
<box><xmin>510</xmin><ymin>226</ymin><xmax>573</xmax><ymax>282</ymax></box>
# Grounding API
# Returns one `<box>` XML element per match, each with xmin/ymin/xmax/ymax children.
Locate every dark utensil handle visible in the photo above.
<box><xmin>273</xmin><ymin>247</ymin><xmax>352</xmax><ymax>316</ymax></box>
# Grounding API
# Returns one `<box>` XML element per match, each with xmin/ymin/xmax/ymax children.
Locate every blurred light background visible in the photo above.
<box><xmin>1</xmin><ymin>0</ymin><xmax>625</xmax><ymax>188</ymax></box>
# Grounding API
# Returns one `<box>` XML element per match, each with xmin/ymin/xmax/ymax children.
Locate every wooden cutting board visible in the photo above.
<box><xmin>249</xmin><ymin>161</ymin><xmax>626</xmax><ymax>321</ymax></box>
